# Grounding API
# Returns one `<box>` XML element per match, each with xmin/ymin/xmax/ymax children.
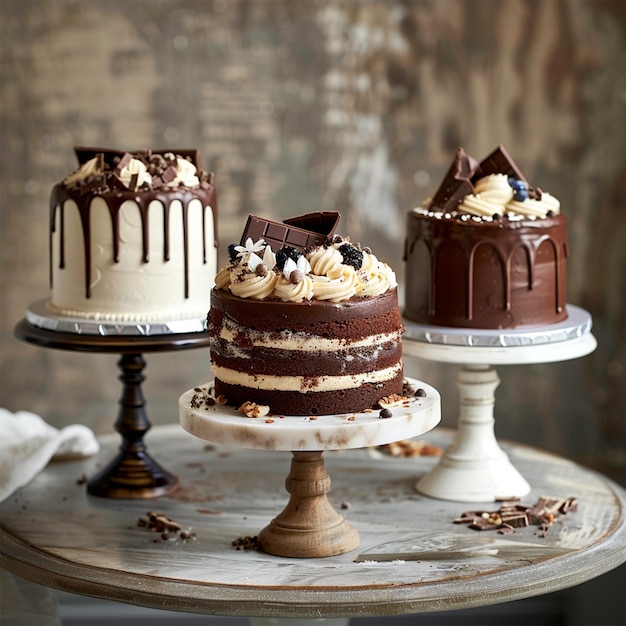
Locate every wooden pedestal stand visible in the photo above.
<box><xmin>14</xmin><ymin>315</ymin><xmax>209</xmax><ymax>499</ymax></box>
<box><xmin>179</xmin><ymin>378</ymin><xmax>441</xmax><ymax>558</ymax></box>
<box><xmin>402</xmin><ymin>305</ymin><xmax>597</xmax><ymax>502</ymax></box>
<box><xmin>258</xmin><ymin>451</ymin><xmax>359</xmax><ymax>558</ymax></box>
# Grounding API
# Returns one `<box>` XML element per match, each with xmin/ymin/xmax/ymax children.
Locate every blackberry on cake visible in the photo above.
<box><xmin>48</xmin><ymin>146</ymin><xmax>217</xmax><ymax>322</ymax></box>
<box><xmin>404</xmin><ymin>145</ymin><xmax>568</xmax><ymax>329</ymax></box>
<box><xmin>208</xmin><ymin>212</ymin><xmax>404</xmax><ymax>416</ymax></box>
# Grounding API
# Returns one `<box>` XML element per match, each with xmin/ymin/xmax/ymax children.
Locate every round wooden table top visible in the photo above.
<box><xmin>1</xmin><ymin>425</ymin><xmax>624</xmax><ymax>619</ymax></box>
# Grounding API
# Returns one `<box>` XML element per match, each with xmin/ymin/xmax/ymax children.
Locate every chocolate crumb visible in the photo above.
<box><xmin>136</xmin><ymin>511</ymin><xmax>196</xmax><ymax>543</ymax></box>
<box><xmin>232</xmin><ymin>535</ymin><xmax>259</xmax><ymax>551</ymax></box>
<box><xmin>379</xmin><ymin>408</ymin><xmax>393</xmax><ymax>419</ymax></box>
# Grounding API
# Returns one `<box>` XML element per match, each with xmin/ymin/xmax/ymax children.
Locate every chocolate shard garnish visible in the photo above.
<box><xmin>74</xmin><ymin>146</ymin><xmax>127</xmax><ymax>167</ymax></box>
<box><xmin>114</xmin><ymin>151</ymin><xmax>133</xmax><ymax>175</ymax></box>
<box><xmin>241</xmin><ymin>211</ymin><xmax>341</xmax><ymax>252</ymax></box>
<box><xmin>128</xmin><ymin>172</ymin><xmax>139</xmax><ymax>192</ymax></box>
<box><xmin>430</xmin><ymin>147</ymin><xmax>480</xmax><ymax>212</ymax></box>
<box><xmin>108</xmin><ymin>173</ymin><xmax>129</xmax><ymax>192</ymax></box>
<box><xmin>474</xmin><ymin>144</ymin><xmax>527</xmax><ymax>183</ymax></box>
<box><xmin>73</xmin><ymin>147</ymin><xmax>203</xmax><ymax>171</ymax></box>
<box><xmin>283</xmin><ymin>211</ymin><xmax>341</xmax><ymax>237</ymax></box>
<box><xmin>78</xmin><ymin>175</ymin><xmax>106</xmax><ymax>195</ymax></box>
<box><xmin>161</xmin><ymin>164</ymin><xmax>178</xmax><ymax>185</ymax></box>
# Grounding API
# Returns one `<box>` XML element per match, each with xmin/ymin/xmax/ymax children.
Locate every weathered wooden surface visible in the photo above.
<box><xmin>0</xmin><ymin>1</ymin><xmax>623</xmax><ymax>489</ymax></box>
<box><xmin>1</xmin><ymin>425</ymin><xmax>624</xmax><ymax>618</ymax></box>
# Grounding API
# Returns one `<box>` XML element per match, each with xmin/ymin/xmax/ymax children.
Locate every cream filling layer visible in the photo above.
<box><xmin>217</xmin><ymin>318</ymin><xmax>401</xmax><ymax>352</ymax></box>
<box><xmin>212</xmin><ymin>363</ymin><xmax>403</xmax><ymax>392</ymax></box>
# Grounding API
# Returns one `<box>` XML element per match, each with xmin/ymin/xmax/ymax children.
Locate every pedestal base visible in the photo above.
<box><xmin>258</xmin><ymin>452</ymin><xmax>359</xmax><ymax>558</ymax></box>
<box><xmin>416</xmin><ymin>450</ymin><xmax>531</xmax><ymax>503</ymax></box>
<box><xmin>87</xmin><ymin>450</ymin><xmax>178</xmax><ymax>499</ymax></box>
<box><xmin>416</xmin><ymin>365</ymin><xmax>530</xmax><ymax>502</ymax></box>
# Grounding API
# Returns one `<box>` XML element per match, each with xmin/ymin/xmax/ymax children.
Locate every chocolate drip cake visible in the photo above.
<box><xmin>208</xmin><ymin>212</ymin><xmax>404</xmax><ymax>416</ymax></box>
<box><xmin>404</xmin><ymin>145</ymin><xmax>568</xmax><ymax>329</ymax></box>
<box><xmin>48</xmin><ymin>146</ymin><xmax>217</xmax><ymax>322</ymax></box>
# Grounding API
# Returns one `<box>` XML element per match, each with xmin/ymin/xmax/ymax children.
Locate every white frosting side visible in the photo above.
<box><xmin>49</xmin><ymin>197</ymin><xmax>216</xmax><ymax>321</ymax></box>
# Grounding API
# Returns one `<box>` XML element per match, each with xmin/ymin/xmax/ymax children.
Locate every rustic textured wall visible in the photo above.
<box><xmin>1</xmin><ymin>0</ymin><xmax>624</xmax><ymax>486</ymax></box>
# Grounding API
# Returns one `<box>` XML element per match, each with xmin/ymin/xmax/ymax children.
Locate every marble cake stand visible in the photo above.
<box><xmin>13</xmin><ymin>298</ymin><xmax>209</xmax><ymax>500</ymax></box>
<box><xmin>179</xmin><ymin>378</ymin><xmax>441</xmax><ymax>558</ymax></box>
<box><xmin>402</xmin><ymin>305</ymin><xmax>597</xmax><ymax>503</ymax></box>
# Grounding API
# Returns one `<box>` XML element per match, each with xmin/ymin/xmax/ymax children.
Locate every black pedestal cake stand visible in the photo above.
<box><xmin>14</xmin><ymin>299</ymin><xmax>209</xmax><ymax>499</ymax></box>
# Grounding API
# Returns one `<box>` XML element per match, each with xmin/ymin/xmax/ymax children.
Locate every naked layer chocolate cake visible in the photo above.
<box><xmin>404</xmin><ymin>146</ymin><xmax>568</xmax><ymax>329</ymax></box>
<box><xmin>48</xmin><ymin>146</ymin><xmax>217</xmax><ymax>322</ymax></box>
<box><xmin>208</xmin><ymin>212</ymin><xmax>404</xmax><ymax>416</ymax></box>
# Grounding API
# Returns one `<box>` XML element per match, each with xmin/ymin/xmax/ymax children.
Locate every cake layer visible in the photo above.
<box><xmin>209</xmin><ymin>288</ymin><xmax>404</xmax><ymax>415</ymax></box>
<box><xmin>209</xmin><ymin>287</ymin><xmax>401</xmax><ymax>331</ymax></box>
<box><xmin>212</xmin><ymin>379</ymin><xmax>405</xmax><ymax>417</ymax></box>
<box><xmin>404</xmin><ymin>210</ymin><xmax>568</xmax><ymax>329</ymax></box>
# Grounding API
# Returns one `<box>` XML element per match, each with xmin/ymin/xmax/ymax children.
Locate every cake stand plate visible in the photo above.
<box><xmin>179</xmin><ymin>378</ymin><xmax>440</xmax><ymax>558</ymax></box>
<box><xmin>402</xmin><ymin>305</ymin><xmax>597</xmax><ymax>503</ymax></box>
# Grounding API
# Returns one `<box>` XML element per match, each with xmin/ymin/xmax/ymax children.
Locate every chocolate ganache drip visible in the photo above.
<box><xmin>49</xmin><ymin>147</ymin><xmax>217</xmax><ymax>299</ymax></box>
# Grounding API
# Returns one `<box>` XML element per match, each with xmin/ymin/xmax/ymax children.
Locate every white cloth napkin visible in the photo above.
<box><xmin>0</xmin><ymin>408</ymin><xmax>99</xmax><ymax>503</ymax></box>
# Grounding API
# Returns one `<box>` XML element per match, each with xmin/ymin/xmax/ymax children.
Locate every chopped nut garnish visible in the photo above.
<box><xmin>239</xmin><ymin>401</ymin><xmax>270</xmax><ymax>418</ymax></box>
<box><xmin>378</xmin><ymin>393</ymin><xmax>409</xmax><ymax>408</ymax></box>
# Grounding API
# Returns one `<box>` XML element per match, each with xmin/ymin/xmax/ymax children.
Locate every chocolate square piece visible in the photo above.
<box><xmin>241</xmin><ymin>212</ymin><xmax>340</xmax><ymax>252</ymax></box>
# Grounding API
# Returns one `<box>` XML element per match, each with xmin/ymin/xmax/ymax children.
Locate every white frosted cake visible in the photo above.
<box><xmin>48</xmin><ymin>147</ymin><xmax>217</xmax><ymax>322</ymax></box>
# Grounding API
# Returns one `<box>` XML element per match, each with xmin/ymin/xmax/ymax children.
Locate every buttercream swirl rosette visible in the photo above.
<box><xmin>219</xmin><ymin>235</ymin><xmax>397</xmax><ymax>303</ymax></box>
<box><xmin>457</xmin><ymin>173</ymin><xmax>560</xmax><ymax>219</ymax></box>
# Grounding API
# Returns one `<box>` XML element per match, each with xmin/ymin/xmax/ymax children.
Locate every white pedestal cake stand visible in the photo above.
<box><xmin>402</xmin><ymin>305</ymin><xmax>597</xmax><ymax>503</ymax></box>
<box><xmin>179</xmin><ymin>378</ymin><xmax>440</xmax><ymax>559</ymax></box>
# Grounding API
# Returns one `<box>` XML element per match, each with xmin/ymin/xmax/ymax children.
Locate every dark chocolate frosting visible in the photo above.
<box><xmin>404</xmin><ymin>211</ymin><xmax>569</xmax><ymax>328</ymax></box>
